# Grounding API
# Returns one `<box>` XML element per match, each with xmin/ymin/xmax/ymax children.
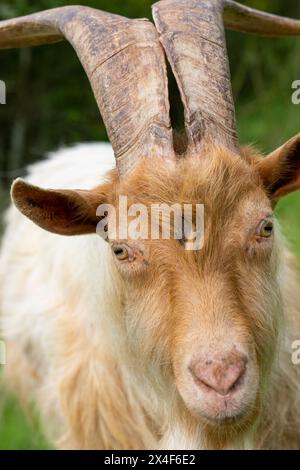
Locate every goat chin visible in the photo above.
<box><xmin>1</xmin><ymin>143</ymin><xmax>300</xmax><ymax>450</ymax></box>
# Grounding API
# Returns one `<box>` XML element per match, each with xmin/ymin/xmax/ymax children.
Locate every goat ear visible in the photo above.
<box><xmin>257</xmin><ymin>133</ymin><xmax>300</xmax><ymax>204</ymax></box>
<box><xmin>11</xmin><ymin>178</ymin><xmax>103</xmax><ymax>236</ymax></box>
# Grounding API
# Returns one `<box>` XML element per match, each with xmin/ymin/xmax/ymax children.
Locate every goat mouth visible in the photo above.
<box><xmin>179</xmin><ymin>387</ymin><xmax>256</xmax><ymax>425</ymax></box>
<box><xmin>191</xmin><ymin>370</ymin><xmax>246</xmax><ymax>397</ymax></box>
<box><xmin>200</xmin><ymin>396</ymin><xmax>260</xmax><ymax>433</ymax></box>
<box><xmin>178</xmin><ymin>378</ymin><xmax>256</xmax><ymax>424</ymax></box>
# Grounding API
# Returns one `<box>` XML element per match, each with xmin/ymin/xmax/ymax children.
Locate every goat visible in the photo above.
<box><xmin>1</xmin><ymin>0</ymin><xmax>300</xmax><ymax>450</ymax></box>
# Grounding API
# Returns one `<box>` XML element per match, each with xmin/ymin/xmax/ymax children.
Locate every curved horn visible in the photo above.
<box><xmin>0</xmin><ymin>6</ymin><xmax>175</xmax><ymax>175</ymax></box>
<box><xmin>223</xmin><ymin>0</ymin><xmax>300</xmax><ymax>36</ymax></box>
<box><xmin>153</xmin><ymin>0</ymin><xmax>238</xmax><ymax>155</ymax></box>
<box><xmin>153</xmin><ymin>0</ymin><xmax>300</xmax><ymax>155</ymax></box>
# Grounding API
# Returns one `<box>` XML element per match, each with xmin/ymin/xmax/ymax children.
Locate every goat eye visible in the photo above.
<box><xmin>112</xmin><ymin>245</ymin><xmax>129</xmax><ymax>260</ymax></box>
<box><xmin>257</xmin><ymin>219</ymin><xmax>273</xmax><ymax>238</ymax></box>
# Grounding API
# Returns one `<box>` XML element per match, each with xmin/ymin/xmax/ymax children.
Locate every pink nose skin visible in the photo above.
<box><xmin>190</xmin><ymin>351</ymin><xmax>247</xmax><ymax>396</ymax></box>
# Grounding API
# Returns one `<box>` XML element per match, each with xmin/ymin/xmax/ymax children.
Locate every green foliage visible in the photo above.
<box><xmin>0</xmin><ymin>387</ymin><xmax>50</xmax><ymax>449</ymax></box>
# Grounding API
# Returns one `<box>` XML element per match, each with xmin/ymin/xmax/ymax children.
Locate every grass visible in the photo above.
<box><xmin>0</xmin><ymin>390</ymin><xmax>50</xmax><ymax>450</ymax></box>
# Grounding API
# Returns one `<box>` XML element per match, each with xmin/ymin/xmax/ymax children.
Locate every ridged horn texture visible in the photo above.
<box><xmin>1</xmin><ymin>3</ymin><xmax>300</xmax><ymax>170</ymax></box>
<box><xmin>0</xmin><ymin>6</ymin><xmax>174</xmax><ymax>175</ymax></box>
<box><xmin>153</xmin><ymin>0</ymin><xmax>239</xmax><ymax>155</ymax></box>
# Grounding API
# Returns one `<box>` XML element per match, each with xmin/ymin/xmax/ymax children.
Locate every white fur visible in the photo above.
<box><xmin>0</xmin><ymin>143</ymin><xmax>118</xmax><ymax>429</ymax></box>
<box><xmin>0</xmin><ymin>143</ymin><xmax>172</xmax><ymax>449</ymax></box>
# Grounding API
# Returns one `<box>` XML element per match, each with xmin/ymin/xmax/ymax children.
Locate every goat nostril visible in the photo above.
<box><xmin>190</xmin><ymin>352</ymin><xmax>247</xmax><ymax>396</ymax></box>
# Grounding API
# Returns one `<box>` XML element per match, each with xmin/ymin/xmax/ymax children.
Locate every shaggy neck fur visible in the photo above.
<box><xmin>1</xmin><ymin>143</ymin><xmax>300</xmax><ymax>449</ymax></box>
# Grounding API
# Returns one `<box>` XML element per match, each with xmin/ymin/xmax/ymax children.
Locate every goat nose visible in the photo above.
<box><xmin>190</xmin><ymin>351</ymin><xmax>247</xmax><ymax>396</ymax></box>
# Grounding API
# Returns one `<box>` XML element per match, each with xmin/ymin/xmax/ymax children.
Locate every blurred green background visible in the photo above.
<box><xmin>0</xmin><ymin>0</ymin><xmax>300</xmax><ymax>449</ymax></box>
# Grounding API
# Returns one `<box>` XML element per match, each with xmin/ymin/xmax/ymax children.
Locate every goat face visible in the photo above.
<box><xmin>14</xmin><ymin>136</ymin><xmax>300</xmax><ymax>429</ymax></box>
<box><xmin>105</xmin><ymin>146</ymin><xmax>281</xmax><ymax>428</ymax></box>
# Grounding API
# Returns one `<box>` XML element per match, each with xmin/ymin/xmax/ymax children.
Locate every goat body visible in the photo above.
<box><xmin>1</xmin><ymin>143</ymin><xmax>300</xmax><ymax>450</ymax></box>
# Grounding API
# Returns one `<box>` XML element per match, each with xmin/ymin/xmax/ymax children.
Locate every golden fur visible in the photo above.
<box><xmin>1</xmin><ymin>143</ymin><xmax>300</xmax><ymax>449</ymax></box>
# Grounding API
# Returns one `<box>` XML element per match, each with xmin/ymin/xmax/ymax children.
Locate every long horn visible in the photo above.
<box><xmin>152</xmin><ymin>0</ymin><xmax>300</xmax><ymax>155</ymax></box>
<box><xmin>224</xmin><ymin>0</ymin><xmax>300</xmax><ymax>36</ymax></box>
<box><xmin>0</xmin><ymin>6</ymin><xmax>175</xmax><ymax>175</ymax></box>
